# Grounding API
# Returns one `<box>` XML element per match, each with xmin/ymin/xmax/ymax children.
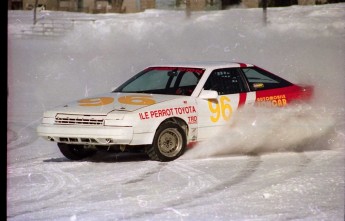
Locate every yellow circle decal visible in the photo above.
<box><xmin>118</xmin><ymin>95</ymin><xmax>156</xmax><ymax>106</ymax></box>
<box><xmin>78</xmin><ymin>97</ymin><xmax>114</xmax><ymax>106</ymax></box>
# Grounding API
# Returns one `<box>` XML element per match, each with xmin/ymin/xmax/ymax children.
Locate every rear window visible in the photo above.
<box><xmin>242</xmin><ymin>67</ymin><xmax>292</xmax><ymax>91</ymax></box>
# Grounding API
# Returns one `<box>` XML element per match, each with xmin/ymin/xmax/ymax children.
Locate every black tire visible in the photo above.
<box><xmin>146</xmin><ymin>122</ymin><xmax>187</xmax><ymax>161</ymax></box>
<box><xmin>57</xmin><ymin>143</ymin><xmax>97</xmax><ymax>160</ymax></box>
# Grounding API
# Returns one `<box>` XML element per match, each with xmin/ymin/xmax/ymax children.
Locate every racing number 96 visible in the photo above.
<box><xmin>79</xmin><ymin>97</ymin><xmax>114</xmax><ymax>106</ymax></box>
<box><xmin>208</xmin><ymin>96</ymin><xmax>232</xmax><ymax>122</ymax></box>
<box><xmin>118</xmin><ymin>95</ymin><xmax>156</xmax><ymax>105</ymax></box>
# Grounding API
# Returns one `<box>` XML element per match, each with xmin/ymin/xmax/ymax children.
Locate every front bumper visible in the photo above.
<box><xmin>37</xmin><ymin>124</ymin><xmax>134</xmax><ymax>145</ymax></box>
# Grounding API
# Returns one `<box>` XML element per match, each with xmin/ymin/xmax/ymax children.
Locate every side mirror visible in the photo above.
<box><xmin>199</xmin><ymin>90</ymin><xmax>218</xmax><ymax>100</ymax></box>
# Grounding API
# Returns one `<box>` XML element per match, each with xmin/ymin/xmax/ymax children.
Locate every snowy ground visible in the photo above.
<box><xmin>7</xmin><ymin>3</ymin><xmax>345</xmax><ymax>220</ymax></box>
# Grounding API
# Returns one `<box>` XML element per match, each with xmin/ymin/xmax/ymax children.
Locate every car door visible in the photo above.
<box><xmin>196</xmin><ymin>68</ymin><xmax>255</xmax><ymax>141</ymax></box>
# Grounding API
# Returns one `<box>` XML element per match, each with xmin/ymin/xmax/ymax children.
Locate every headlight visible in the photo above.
<box><xmin>106</xmin><ymin>112</ymin><xmax>125</xmax><ymax>120</ymax></box>
<box><xmin>104</xmin><ymin>119</ymin><xmax>121</xmax><ymax>126</ymax></box>
<box><xmin>104</xmin><ymin>113</ymin><xmax>135</xmax><ymax>127</ymax></box>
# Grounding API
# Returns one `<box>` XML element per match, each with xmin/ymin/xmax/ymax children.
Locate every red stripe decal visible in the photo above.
<box><xmin>238</xmin><ymin>93</ymin><xmax>247</xmax><ymax>107</ymax></box>
<box><xmin>238</xmin><ymin>63</ymin><xmax>247</xmax><ymax>68</ymax></box>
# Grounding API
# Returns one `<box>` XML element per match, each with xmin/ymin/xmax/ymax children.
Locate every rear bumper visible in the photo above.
<box><xmin>37</xmin><ymin>124</ymin><xmax>134</xmax><ymax>145</ymax></box>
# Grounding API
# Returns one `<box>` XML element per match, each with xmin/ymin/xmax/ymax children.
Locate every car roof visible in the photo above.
<box><xmin>148</xmin><ymin>61</ymin><xmax>254</xmax><ymax>69</ymax></box>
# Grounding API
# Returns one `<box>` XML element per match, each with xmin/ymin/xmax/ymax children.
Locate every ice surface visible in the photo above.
<box><xmin>7</xmin><ymin>3</ymin><xmax>345</xmax><ymax>220</ymax></box>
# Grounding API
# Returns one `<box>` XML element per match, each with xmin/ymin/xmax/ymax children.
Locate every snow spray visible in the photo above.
<box><xmin>182</xmin><ymin>102</ymin><xmax>340</xmax><ymax>159</ymax></box>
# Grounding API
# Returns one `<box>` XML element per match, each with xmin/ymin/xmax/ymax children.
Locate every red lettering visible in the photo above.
<box><xmin>188</xmin><ymin>116</ymin><xmax>197</xmax><ymax>124</ymax></box>
<box><xmin>139</xmin><ymin>112</ymin><xmax>150</xmax><ymax>119</ymax></box>
<box><xmin>147</xmin><ymin>67</ymin><xmax>204</xmax><ymax>74</ymax></box>
<box><xmin>150</xmin><ymin>110</ymin><xmax>155</xmax><ymax>118</ymax></box>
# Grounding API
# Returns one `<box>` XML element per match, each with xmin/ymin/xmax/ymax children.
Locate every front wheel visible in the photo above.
<box><xmin>57</xmin><ymin>143</ymin><xmax>97</xmax><ymax>160</ymax></box>
<box><xmin>146</xmin><ymin>122</ymin><xmax>187</xmax><ymax>161</ymax></box>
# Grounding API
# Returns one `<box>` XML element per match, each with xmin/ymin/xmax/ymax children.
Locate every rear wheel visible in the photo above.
<box><xmin>57</xmin><ymin>143</ymin><xmax>97</xmax><ymax>160</ymax></box>
<box><xmin>146</xmin><ymin>122</ymin><xmax>186</xmax><ymax>161</ymax></box>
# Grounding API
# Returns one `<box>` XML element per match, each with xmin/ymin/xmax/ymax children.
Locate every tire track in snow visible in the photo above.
<box><xmin>122</xmin><ymin>162</ymin><xmax>168</xmax><ymax>185</ymax></box>
<box><xmin>103</xmin><ymin>159</ymin><xmax>223</xmax><ymax>220</ymax></box>
<box><xmin>122</xmin><ymin>152</ymin><xmax>313</xmax><ymax>220</ymax></box>
<box><xmin>177</xmin><ymin>151</ymin><xmax>313</xmax><ymax>212</ymax></box>
<box><xmin>7</xmin><ymin>162</ymin><xmax>82</xmax><ymax>219</ymax></box>
<box><xmin>7</xmin><ymin>122</ymin><xmax>39</xmax><ymax>150</ymax></box>
<box><xmin>164</xmin><ymin>161</ymin><xmax>222</xmax><ymax>193</ymax></box>
<box><xmin>121</xmin><ymin>156</ymin><xmax>261</xmax><ymax>220</ymax></box>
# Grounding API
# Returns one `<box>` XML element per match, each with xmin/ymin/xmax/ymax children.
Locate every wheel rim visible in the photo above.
<box><xmin>157</xmin><ymin>128</ymin><xmax>183</xmax><ymax>158</ymax></box>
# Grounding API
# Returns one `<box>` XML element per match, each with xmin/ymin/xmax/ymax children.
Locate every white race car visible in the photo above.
<box><xmin>37</xmin><ymin>62</ymin><xmax>313</xmax><ymax>161</ymax></box>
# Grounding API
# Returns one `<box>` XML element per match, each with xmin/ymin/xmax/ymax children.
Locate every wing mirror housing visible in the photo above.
<box><xmin>199</xmin><ymin>90</ymin><xmax>218</xmax><ymax>100</ymax></box>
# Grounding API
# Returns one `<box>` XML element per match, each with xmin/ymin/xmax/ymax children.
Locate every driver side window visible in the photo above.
<box><xmin>204</xmin><ymin>68</ymin><xmax>245</xmax><ymax>95</ymax></box>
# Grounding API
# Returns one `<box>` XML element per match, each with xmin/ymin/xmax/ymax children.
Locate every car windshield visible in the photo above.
<box><xmin>113</xmin><ymin>67</ymin><xmax>204</xmax><ymax>96</ymax></box>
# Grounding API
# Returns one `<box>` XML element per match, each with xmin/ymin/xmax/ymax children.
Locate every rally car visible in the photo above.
<box><xmin>37</xmin><ymin>62</ymin><xmax>313</xmax><ymax>161</ymax></box>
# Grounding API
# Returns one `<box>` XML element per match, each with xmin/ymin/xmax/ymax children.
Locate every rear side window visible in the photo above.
<box><xmin>242</xmin><ymin>67</ymin><xmax>292</xmax><ymax>91</ymax></box>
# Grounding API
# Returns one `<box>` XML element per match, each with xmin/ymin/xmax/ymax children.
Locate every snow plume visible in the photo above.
<box><xmin>182</xmin><ymin>102</ymin><xmax>339</xmax><ymax>159</ymax></box>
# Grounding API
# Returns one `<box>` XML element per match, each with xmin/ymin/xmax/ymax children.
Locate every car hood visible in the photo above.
<box><xmin>50</xmin><ymin>93</ymin><xmax>183</xmax><ymax>115</ymax></box>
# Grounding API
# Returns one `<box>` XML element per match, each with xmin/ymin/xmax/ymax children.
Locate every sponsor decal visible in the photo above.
<box><xmin>188</xmin><ymin>116</ymin><xmax>198</xmax><ymax>124</ymax></box>
<box><xmin>149</xmin><ymin>67</ymin><xmax>205</xmax><ymax>74</ymax></box>
<box><xmin>253</xmin><ymin>83</ymin><xmax>264</xmax><ymax>89</ymax></box>
<box><xmin>138</xmin><ymin>106</ymin><xmax>196</xmax><ymax>120</ymax></box>
<box><xmin>256</xmin><ymin>94</ymin><xmax>287</xmax><ymax>107</ymax></box>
